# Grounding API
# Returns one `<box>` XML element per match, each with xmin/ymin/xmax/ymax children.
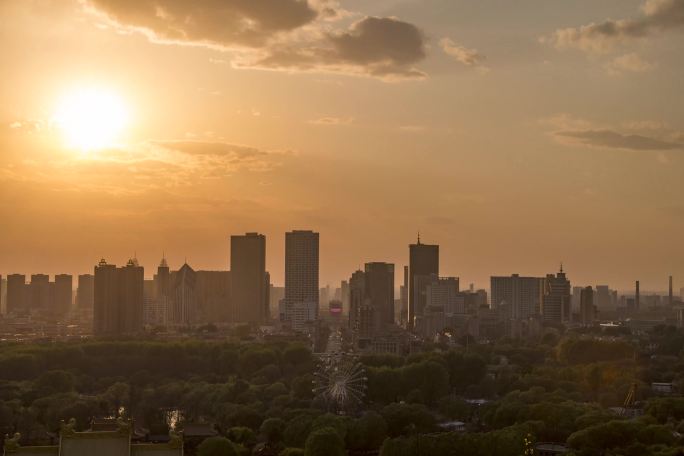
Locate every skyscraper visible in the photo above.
<box><xmin>170</xmin><ymin>262</ymin><xmax>196</xmax><ymax>326</ymax></box>
<box><xmin>54</xmin><ymin>274</ymin><xmax>73</xmax><ymax>316</ymax></box>
<box><xmin>30</xmin><ymin>274</ymin><xmax>50</xmax><ymax>311</ymax></box>
<box><xmin>284</xmin><ymin>230</ymin><xmax>319</xmax><ymax>330</ymax></box>
<box><xmin>408</xmin><ymin>236</ymin><xmax>439</xmax><ymax>330</ymax></box>
<box><xmin>77</xmin><ymin>274</ymin><xmax>94</xmax><ymax>311</ymax></box>
<box><xmin>7</xmin><ymin>274</ymin><xmax>27</xmax><ymax>314</ymax></box>
<box><xmin>491</xmin><ymin>274</ymin><xmax>544</xmax><ymax>320</ymax></box>
<box><xmin>364</xmin><ymin>262</ymin><xmax>395</xmax><ymax>330</ymax></box>
<box><xmin>542</xmin><ymin>266</ymin><xmax>571</xmax><ymax>323</ymax></box>
<box><xmin>94</xmin><ymin>259</ymin><xmax>119</xmax><ymax>335</ymax></box>
<box><xmin>94</xmin><ymin>258</ymin><xmax>144</xmax><ymax>335</ymax></box>
<box><xmin>230</xmin><ymin>232</ymin><xmax>268</xmax><ymax>323</ymax></box>
<box><xmin>580</xmin><ymin>286</ymin><xmax>595</xmax><ymax>325</ymax></box>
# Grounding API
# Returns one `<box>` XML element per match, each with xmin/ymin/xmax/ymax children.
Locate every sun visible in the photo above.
<box><xmin>52</xmin><ymin>88</ymin><xmax>129</xmax><ymax>151</ymax></box>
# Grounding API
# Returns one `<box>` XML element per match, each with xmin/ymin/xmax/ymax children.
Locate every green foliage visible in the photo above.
<box><xmin>197</xmin><ymin>436</ymin><xmax>238</xmax><ymax>456</ymax></box>
<box><xmin>304</xmin><ymin>426</ymin><xmax>345</xmax><ymax>456</ymax></box>
<box><xmin>260</xmin><ymin>417</ymin><xmax>286</xmax><ymax>445</ymax></box>
<box><xmin>557</xmin><ymin>338</ymin><xmax>634</xmax><ymax>364</ymax></box>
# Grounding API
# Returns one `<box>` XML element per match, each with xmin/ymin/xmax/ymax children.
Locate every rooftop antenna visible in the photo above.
<box><xmin>560</xmin><ymin>262</ymin><xmax>564</xmax><ymax>273</ymax></box>
<box><xmin>417</xmin><ymin>232</ymin><xmax>421</xmax><ymax>244</ymax></box>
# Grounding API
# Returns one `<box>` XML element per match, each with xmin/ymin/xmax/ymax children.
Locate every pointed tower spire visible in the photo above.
<box><xmin>417</xmin><ymin>232</ymin><xmax>421</xmax><ymax>245</ymax></box>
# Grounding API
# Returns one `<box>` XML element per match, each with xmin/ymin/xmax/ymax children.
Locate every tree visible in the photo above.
<box><xmin>197</xmin><ymin>436</ymin><xmax>238</xmax><ymax>456</ymax></box>
<box><xmin>346</xmin><ymin>411</ymin><xmax>388</xmax><ymax>451</ymax></box>
<box><xmin>304</xmin><ymin>426</ymin><xmax>345</xmax><ymax>456</ymax></box>
<box><xmin>261</xmin><ymin>418</ymin><xmax>286</xmax><ymax>446</ymax></box>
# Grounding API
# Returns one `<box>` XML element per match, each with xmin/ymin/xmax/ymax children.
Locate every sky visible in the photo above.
<box><xmin>1</xmin><ymin>0</ymin><xmax>683</xmax><ymax>292</ymax></box>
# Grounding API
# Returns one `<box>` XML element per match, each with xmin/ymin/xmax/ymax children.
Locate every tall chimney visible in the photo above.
<box><xmin>636</xmin><ymin>280</ymin><xmax>640</xmax><ymax>310</ymax></box>
<box><xmin>670</xmin><ymin>276</ymin><xmax>673</xmax><ymax>307</ymax></box>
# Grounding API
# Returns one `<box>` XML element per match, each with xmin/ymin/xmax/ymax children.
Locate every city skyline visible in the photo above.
<box><xmin>1</xmin><ymin>0</ymin><xmax>684</xmax><ymax>291</ymax></box>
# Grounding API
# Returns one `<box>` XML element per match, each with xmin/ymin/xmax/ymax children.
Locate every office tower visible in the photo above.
<box><xmin>542</xmin><ymin>266</ymin><xmax>571</xmax><ymax>323</ymax></box>
<box><xmin>595</xmin><ymin>285</ymin><xmax>615</xmax><ymax>312</ymax></box>
<box><xmin>320</xmin><ymin>285</ymin><xmax>331</xmax><ymax>308</ymax></box>
<box><xmin>408</xmin><ymin>236</ymin><xmax>439</xmax><ymax>330</ymax></box>
<box><xmin>580</xmin><ymin>286</ymin><xmax>595</xmax><ymax>325</ymax></box>
<box><xmin>119</xmin><ymin>259</ymin><xmax>144</xmax><ymax>333</ymax></box>
<box><xmin>54</xmin><ymin>274</ymin><xmax>73</xmax><ymax>316</ymax></box>
<box><xmin>400</xmin><ymin>266</ymin><xmax>408</xmax><ymax>326</ymax></box>
<box><xmin>636</xmin><ymin>280</ymin><xmax>640</xmax><ymax>310</ymax></box>
<box><xmin>681</xmin><ymin>287</ymin><xmax>684</xmax><ymax>300</ymax></box>
<box><xmin>94</xmin><ymin>258</ymin><xmax>144</xmax><ymax>335</ymax></box>
<box><xmin>490</xmin><ymin>274</ymin><xmax>543</xmax><ymax>320</ymax></box>
<box><xmin>156</xmin><ymin>257</ymin><xmax>170</xmax><ymax>300</ymax></box>
<box><xmin>669</xmin><ymin>276</ymin><xmax>673</xmax><ymax>307</ymax></box>
<box><xmin>7</xmin><ymin>274</ymin><xmax>27</xmax><ymax>314</ymax></box>
<box><xmin>340</xmin><ymin>280</ymin><xmax>350</xmax><ymax>315</ymax></box>
<box><xmin>30</xmin><ymin>274</ymin><xmax>50</xmax><ymax>311</ymax></box>
<box><xmin>77</xmin><ymin>274</ymin><xmax>94</xmax><ymax>310</ymax></box>
<box><xmin>284</xmin><ymin>230</ymin><xmax>319</xmax><ymax>330</ymax></box>
<box><xmin>364</xmin><ymin>262</ymin><xmax>395</xmax><ymax>329</ymax></box>
<box><xmin>348</xmin><ymin>270</ymin><xmax>366</xmax><ymax>335</ymax></box>
<box><xmin>94</xmin><ymin>259</ymin><xmax>119</xmax><ymax>335</ymax></box>
<box><xmin>195</xmin><ymin>270</ymin><xmax>231</xmax><ymax>323</ymax></box>
<box><xmin>171</xmin><ymin>263</ymin><xmax>196</xmax><ymax>326</ymax></box>
<box><xmin>269</xmin><ymin>285</ymin><xmax>285</xmax><ymax>320</ymax></box>
<box><xmin>426</xmin><ymin>276</ymin><xmax>460</xmax><ymax>315</ymax></box>
<box><xmin>231</xmin><ymin>232</ymin><xmax>268</xmax><ymax>323</ymax></box>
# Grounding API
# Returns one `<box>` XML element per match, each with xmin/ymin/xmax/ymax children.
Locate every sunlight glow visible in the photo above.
<box><xmin>52</xmin><ymin>88</ymin><xmax>129</xmax><ymax>151</ymax></box>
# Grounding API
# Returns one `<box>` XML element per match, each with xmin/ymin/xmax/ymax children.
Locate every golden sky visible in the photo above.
<box><xmin>1</xmin><ymin>0</ymin><xmax>683</xmax><ymax>291</ymax></box>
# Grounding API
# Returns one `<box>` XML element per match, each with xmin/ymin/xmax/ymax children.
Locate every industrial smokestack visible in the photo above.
<box><xmin>636</xmin><ymin>280</ymin><xmax>640</xmax><ymax>310</ymax></box>
<box><xmin>670</xmin><ymin>276</ymin><xmax>673</xmax><ymax>307</ymax></box>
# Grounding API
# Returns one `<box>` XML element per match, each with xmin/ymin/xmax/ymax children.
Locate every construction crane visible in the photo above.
<box><xmin>620</xmin><ymin>382</ymin><xmax>638</xmax><ymax>417</ymax></box>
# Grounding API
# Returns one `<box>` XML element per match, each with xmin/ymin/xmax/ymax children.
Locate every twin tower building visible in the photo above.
<box><xmin>93</xmin><ymin>230</ymin><xmax>319</xmax><ymax>335</ymax></box>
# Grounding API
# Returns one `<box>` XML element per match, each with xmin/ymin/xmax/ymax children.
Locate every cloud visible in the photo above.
<box><xmin>83</xmin><ymin>0</ymin><xmax>319</xmax><ymax>48</ymax></box>
<box><xmin>553</xmin><ymin>129</ymin><xmax>682</xmax><ymax>151</ymax></box>
<box><xmin>439</xmin><ymin>37</ymin><xmax>485</xmax><ymax>67</ymax></box>
<box><xmin>82</xmin><ymin>1</ymin><xmax>428</xmax><ymax>80</ymax></box>
<box><xmin>604</xmin><ymin>53</ymin><xmax>656</xmax><ymax>74</ymax></box>
<box><xmin>0</xmin><ymin>138</ymin><xmax>283</xmax><ymax>195</ymax></box>
<box><xmin>308</xmin><ymin>116</ymin><xmax>354</xmax><ymax>125</ymax></box>
<box><xmin>546</xmin><ymin>0</ymin><xmax>684</xmax><ymax>53</ymax></box>
<box><xmin>241</xmin><ymin>16</ymin><xmax>428</xmax><ymax>80</ymax></box>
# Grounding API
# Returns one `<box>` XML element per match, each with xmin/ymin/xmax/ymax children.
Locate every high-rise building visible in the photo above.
<box><xmin>364</xmin><ymin>262</ymin><xmax>395</xmax><ymax>330</ymax></box>
<box><xmin>594</xmin><ymin>285</ymin><xmax>616</xmax><ymax>312</ymax></box>
<box><xmin>425</xmin><ymin>276</ymin><xmax>460</xmax><ymax>315</ymax></box>
<box><xmin>669</xmin><ymin>276</ymin><xmax>673</xmax><ymax>307</ymax></box>
<box><xmin>635</xmin><ymin>280</ymin><xmax>640</xmax><ymax>310</ymax></box>
<box><xmin>170</xmin><ymin>263</ymin><xmax>196</xmax><ymax>326</ymax></box>
<box><xmin>580</xmin><ymin>286</ymin><xmax>595</xmax><ymax>325</ymax></box>
<box><xmin>54</xmin><ymin>274</ymin><xmax>73</xmax><ymax>316</ymax></box>
<box><xmin>94</xmin><ymin>258</ymin><xmax>144</xmax><ymax>335</ymax></box>
<box><xmin>0</xmin><ymin>275</ymin><xmax>4</xmax><ymax>314</ymax></box>
<box><xmin>340</xmin><ymin>280</ymin><xmax>350</xmax><ymax>315</ymax></box>
<box><xmin>284</xmin><ymin>230</ymin><xmax>319</xmax><ymax>330</ymax></box>
<box><xmin>94</xmin><ymin>259</ymin><xmax>119</xmax><ymax>335</ymax></box>
<box><xmin>408</xmin><ymin>236</ymin><xmax>439</xmax><ymax>330</ymax></box>
<box><xmin>77</xmin><ymin>274</ymin><xmax>94</xmax><ymax>310</ymax></box>
<box><xmin>400</xmin><ymin>265</ymin><xmax>408</xmax><ymax>327</ymax></box>
<box><xmin>491</xmin><ymin>274</ymin><xmax>543</xmax><ymax>320</ymax></box>
<box><xmin>348</xmin><ymin>269</ymin><xmax>367</xmax><ymax>338</ymax></box>
<box><xmin>231</xmin><ymin>232</ymin><xmax>268</xmax><ymax>323</ymax></box>
<box><xmin>7</xmin><ymin>274</ymin><xmax>27</xmax><ymax>314</ymax></box>
<box><xmin>195</xmin><ymin>270</ymin><xmax>231</xmax><ymax>323</ymax></box>
<box><xmin>30</xmin><ymin>274</ymin><xmax>50</xmax><ymax>311</ymax></box>
<box><xmin>542</xmin><ymin>266</ymin><xmax>571</xmax><ymax>323</ymax></box>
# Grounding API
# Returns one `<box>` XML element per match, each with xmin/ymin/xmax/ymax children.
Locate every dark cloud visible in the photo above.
<box><xmin>84</xmin><ymin>0</ymin><xmax>319</xmax><ymax>48</ymax></box>
<box><xmin>242</xmin><ymin>17</ymin><xmax>428</xmax><ymax>80</ymax></box>
<box><xmin>83</xmin><ymin>0</ymin><xmax>428</xmax><ymax>80</ymax></box>
<box><xmin>554</xmin><ymin>129</ymin><xmax>682</xmax><ymax>151</ymax></box>
<box><xmin>549</xmin><ymin>0</ymin><xmax>684</xmax><ymax>52</ymax></box>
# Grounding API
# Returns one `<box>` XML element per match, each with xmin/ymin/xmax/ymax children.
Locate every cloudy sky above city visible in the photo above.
<box><xmin>1</xmin><ymin>0</ymin><xmax>683</xmax><ymax>289</ymax></box>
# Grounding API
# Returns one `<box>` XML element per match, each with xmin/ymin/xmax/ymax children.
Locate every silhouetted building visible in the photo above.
<box><xmin>94</xmin><ymin>258</ymin><xmax>144</xmax><ymax>335</ymax></box>
<box><xmin>54</xmin><ymin>274</ymin><xmax>73</xmax><ymax>316</ymax></box>
<box><xmin>195</xmin><ymin>270</ymin><xmax>231</xmax><ymax>323</ymax></box>
<box><xmin>30</xmin><ymin>273</ymin><xmax>50</xmax><ymax>311</ymax></box>
<box><xmin>7</xmin><ymin>274</ymin><xmax>27</xmax><ymax>314</ymax></box>
<box><xmin>230</xmin><ymin>232</ymin><xmax>268</xmax><ymax>323</ymax></box>
<box><xmin>364</xmin><ymin>262</ymin><xmax>395</xmax><ymax>329</ymax></box>
<box><xmin>77</xmin><ymin>274</ymin><xmax>94</xmax><ymax>311</ymax></box>
<box><xmin>408</xmin><ymin>236</ymin><xmax>439</xmax><ymax>330</ymax></box>
<box><xmin>170</xmin><ymin>263</ymin><xmax>196</xmax><ymax>326</ymax></box>
<box><xmin>542</xmin><ymin>266</ymin><xmax>571</xmax><ymax>323</ymax></box>
<box><xmin>283</xmin><ymin>230</ymin><xmax>319</xmax><ymax>330</ymax></box>
<box><xmin>491</xmin><ymin>274</ymin><xmax>543</xmax><ymax>320</ymax></box>
<box><xmin>400</xmin><ymin>265</ymin><xmax>408</xmax><ymax>327</ymax></box>
<box><xmin>636</xmin><ymin>280</ymin><xmax>640</xmax><ymax>310</ymax></box>
<box><xmin>580</xmin><ymin>286</ymin><xmax>596</xmax><ymax>325</ymax></box>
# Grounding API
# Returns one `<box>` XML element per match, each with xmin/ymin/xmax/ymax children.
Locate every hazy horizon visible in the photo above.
<box><xmin>2</xmin><ymin>0</ymin><xmax>683</xmax><ymax>290</ymax></box>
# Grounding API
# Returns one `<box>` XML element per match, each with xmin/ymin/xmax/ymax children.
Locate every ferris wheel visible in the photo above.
<box><xmin>313</xmin><ymin>353</ymin><xmax>367</xmax><ymax>415</ymax></box>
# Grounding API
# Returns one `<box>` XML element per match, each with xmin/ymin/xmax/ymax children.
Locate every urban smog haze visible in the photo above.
<box><xmin>1</xmin><ymin>1</ymin><xmax>684</xmax><ymax>456</ymax></box>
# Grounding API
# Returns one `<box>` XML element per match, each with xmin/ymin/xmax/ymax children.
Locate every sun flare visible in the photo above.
<box><xmin>52</xmin><ymin>88</ymin><xmax>129</xmax><ymax>151</ymax></box>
